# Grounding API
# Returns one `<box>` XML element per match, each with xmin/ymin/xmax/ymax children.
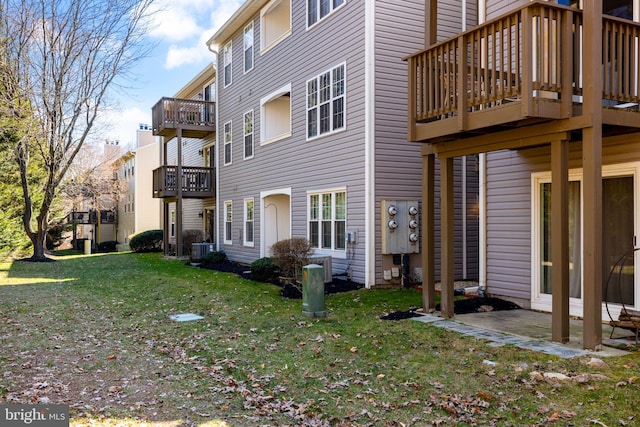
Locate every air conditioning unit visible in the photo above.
<box><xmin>191</xmin><ymin>243</ymin><xmax>215</xmax><ymax>262</ymax></box>
<box><xmin>308</xmin><ymin>254</ymin><xmax>333</xmax><ymax>283</ymax></box>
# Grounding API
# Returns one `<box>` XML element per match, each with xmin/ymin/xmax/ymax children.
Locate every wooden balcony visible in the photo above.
<box><xmin>152</xmin><ymin>166</ymin><xmax>216</xmax><ymax>199</ymax></box>
<box><xmin>406</xmin><ymin>1</ymin><xmax>640</xmax><ymax>144</ymax></box>
<box><xmin>152</xmin><ymin>97</ymin><xmax>216</xmax><ymax>138</ymax></box>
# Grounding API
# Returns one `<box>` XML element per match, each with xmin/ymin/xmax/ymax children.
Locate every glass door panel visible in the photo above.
<box><xmin>602</xmin><ymin>176</ymin><xmax>635</xmax><ymax>305</ymax></box>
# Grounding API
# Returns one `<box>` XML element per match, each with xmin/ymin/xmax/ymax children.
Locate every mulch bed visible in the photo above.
<box><xmin>380</xmin><ymin>296</ymin><xmax>521</xmax><ymax>320</ymax></box>
<box><xmin>198</xmin><ymin>261</ymin><xmax>364</xmax><ymax>299</ymax></box>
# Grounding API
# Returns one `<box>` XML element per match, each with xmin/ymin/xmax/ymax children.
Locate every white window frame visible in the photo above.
<box><xmin>170</xmin><ymin>209</ymin><xmax>176</xmax><ymax>238</ymax></box>
<box><xmin>260</xmin><ymin>83</ymin><xmax>292</xmax><ymax>145</ymax></box>
<box><xmin>244</xmin><ymin>110</ymin><xmax>254</xmax><ymax>159</ymax></box>
<box><xmin>307</xmin><ymin>187</ymin><xmax>347</xmax><ymax>258</ymax></box>
<box><xmin>224</xmin><ymin>201</ymin><xmax>233</xmax><ymax>245</ymax></box>
<box><xmin>531</xmin><ymin>161</ymin><xmax>640</xmax><ymax>319</ymax></box>
<box><xmin>244</xmin><ymin>22</ymin><xmax>254</xmax><ymax>74</ymax></box>
<box><xmin>223</xmin><ymin>120</ymin><xmax>232</xmax><ymax>165</ymax></box>
<box><xmin>223</xmin><ymin>41</ymin><xmax>232</xmax><ymax>87</ymax></box>
<box><xmin>244</xmin><ymin>198</ymin><xmax>255</xmax><ymax>247</ymax></box>
<box><xmin>307</xmin><ymin>0</ymin><xmax>346</xmax><ymax>29</ymax></box>
<box><xmin>306</xmin><ymin>63</ymin><xmax>346</xmax><ymax>140</ymax></box>
<box><xmin>260</xmin><ymin>0</ymin><xmax>292</xmax><ymax>54</ymax></box>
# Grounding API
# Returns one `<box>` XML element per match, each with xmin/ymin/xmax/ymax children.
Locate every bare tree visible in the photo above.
<box><xmin>0</xmin><ymin>0</ymin><xmax>155</xmax><ymax>260</ymax></box>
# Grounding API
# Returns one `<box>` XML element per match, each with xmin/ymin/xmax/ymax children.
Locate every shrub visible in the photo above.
<box><xmin>129</xmin><ymin>229</ymin><xmax>163</xmax><ymax>253</ymax></box>
<box><xmin>201</xmin><ymin>250</ymin><xmax>227</xmax><ymax>264</ymax></box>
<box><xmin>182</xmin><ymin>229</ymin><xmax>203</xmax><ymax>256</ymax></box>
<box><xmin>250</xmin><ymin>257</ymin><xmax>279</xmax><ymax>282</ymax></box>
<box><xmin>97</xmin><ymin>240</ymin><xmax>119</xmax><ymax>253</ymax></box>
<box><xmin>270</xmin><ymin>237</ymin><xmax>313</xmax><ymax>282</ymax></box>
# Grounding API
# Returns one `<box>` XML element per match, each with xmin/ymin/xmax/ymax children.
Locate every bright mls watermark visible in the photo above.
<box><xmin>0</xmin><ymin>404</ymin><xmax>69</xmax><ymax>426</ymax></box>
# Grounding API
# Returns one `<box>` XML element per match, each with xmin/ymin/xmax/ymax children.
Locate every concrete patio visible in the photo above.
<box><xmin>413</xmin><ymin>309</ymin><xmax>634</xmax><ymax>358</ymax></box>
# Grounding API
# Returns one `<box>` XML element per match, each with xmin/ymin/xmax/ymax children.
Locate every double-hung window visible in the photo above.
<box><xmin>309</xmin><ymin>189</ymin><xmax>346</xmax><ymax>253</ymax></box>
<box><xmin>244</xmin><ymin>23</ymin><xmax>254</xmax><ymax>73</ymax></box>
<box><xmin>244</xmin><ymin>110</ymin><xmax>254</xmax><ymax>159</ymax></box>
<box><xmin>307</xmin><ymin>63</ymin><xmax>345</xmax><ymax>139</ymax></box>
<box><xmin>224</xmin><ymin>201</ymin><xmax>233</xmax><ymax>244</ymax></box>
<box><xmin>224</xmin><ymin>121</ymin><xmax>232</xmax><ymax>165</ymax></box>
<box><xmin>244</xmin><ymin>198</ymin><xmax>254</xmax><ymax>246</ymax></box>
<box><xmin>307</xmin><ymin>0</ymin><xmax>345</xmax><ymax>27</ymax></box>
<box><xmin>223</xmin><ymin>41</ymin><xmax>232</xmax><ymax>87</ymax></box>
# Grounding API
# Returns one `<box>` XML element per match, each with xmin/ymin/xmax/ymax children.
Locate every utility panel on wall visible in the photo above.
<box><xmin>381</xmin><ymin>200</ymin><xmax>419</xmax><ymax>254</ymax></box>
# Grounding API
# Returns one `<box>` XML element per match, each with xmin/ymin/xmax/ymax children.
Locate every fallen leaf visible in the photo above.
<box><xmin>350</xmin><ymin>347</ymin><xmax>357</xmax><ymax>353</ymax></box>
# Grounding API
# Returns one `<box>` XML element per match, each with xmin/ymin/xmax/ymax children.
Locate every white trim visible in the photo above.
<box><xmin>223</xmin><ymin>120</ymin><xmax>233</xmax><ymax>165</ymax></box>
<box><xmin>260</xmin><ymin>83</ymin><xmax>292</xmax><ymax>145</ymax></box>
<box><xmin>305</xmin><ymin>62</ymin><xmax>347</xmax><ymax>141</ymax></box>
<box><xmin>223</xmin><ymin>41</ymin><xmax>232</xmax><ymax>88</ymax></box>
<box><xmin>364</xmin><ymin>0</ymin><xmax>375</xmax><ymax>288</ymax></box>
<box><xmin>306</xmin><ymin>0</ymin><xmax>347</xmax><ymax>30</ymax></box>
<box><xmin>259</xmin><ymin>187</ymin><xmax>292</xmax><ymax>257</ymax></box>
<box><xmin>259</xmin><ymin>0</ymin><xmax>292</xmax><ymax>54</ymax></box>
<box><xmin>243</xmin><ymin>22</ymin><xmax>254</xmax><ymax>74</ymax></box>
<box><xmin>244</xmin><ymin>197</ymin><xmax>255</xmax><ymax>247</ymax></box>
<box><xmin>530</xmin><ymin>162</ymin><xmax>640</xmax><ymax>319</ymax></box>
<box><xmin>306</xmin><ymin>187</ymin><xmax>348</xmax><ymax>259</ymax></box>
<box><xmin>223</xmin><ymin>200</ymin><xmax>233</xmax><ymax>245</ymax></box>
<box><xmin>243</xmin><ymin>109</ymin><xmax>254</xmax><ymax>160</ymax></box>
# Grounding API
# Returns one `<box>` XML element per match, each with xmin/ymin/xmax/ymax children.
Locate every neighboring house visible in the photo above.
<box><xmin>115</xmin><ymin>124</ymin><xmax>162</xmax><ymax>245</ymax></box>
<box><xmin>406</xmin><ymin>0</ymin><xmax>640</xmax><ymax>349</ymax></box>
<box><xmin>204</xmin><ymin>0</ymin><xmax>480</xmax><ymax>288</ymax></box>
<box><xmin>66</xmin><ymin>140</ymin><xmax>120</xmax><ymax>250</ymax></box>
<box><xmin>151</xmin><ymin>65</ymin><xmax>216</xmax><ymax>256</ymax></box>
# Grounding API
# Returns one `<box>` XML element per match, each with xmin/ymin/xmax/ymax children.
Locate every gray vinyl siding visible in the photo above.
<box><xmin>215</xmin><ymin>0</ymin><xmax>481</xmax><ymax>284</ymax></box>
<box><xmin>217</xmin><ymin>1</ymin><xmax>368</xmax><ymax>279</ymax></box>
<box><xmin>485</xmin><ymin>133</ymin><xmax>640</xmax><ymax>305</ymax></box>
<box><xmin>486</xmin><ymin>0</ymin><xmax>528</xmax><ymax>21</ymax></box>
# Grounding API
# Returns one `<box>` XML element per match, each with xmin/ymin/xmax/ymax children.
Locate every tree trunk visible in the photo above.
<box><xmin>30</xmin><ymin>229</ymin><xmax>47</xmax><ymax>261</ymax></box>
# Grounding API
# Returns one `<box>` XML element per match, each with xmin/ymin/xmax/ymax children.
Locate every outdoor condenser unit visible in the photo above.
<box><xmin>191</xmin><ymin>243</ymin><xmax>215</xmax><ymax>262</ymax></box>
<box><xmin>308</xmin><ymin>254</ymin><xmax>333</xmax><ymax>283</ymax></box>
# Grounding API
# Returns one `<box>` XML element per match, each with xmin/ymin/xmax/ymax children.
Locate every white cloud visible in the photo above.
<box><xmin>100</xmin><ymin>107</ymin><xmax>152</xmax><ymax>150</ymax></box>
<box><xmin>165</xmin><ymin>44</ymin><xmax>208</xmax><ymax>69</ymax></box>
<box><xmin>146</xmin><ymin>1</ymin><xmax>203</xmax><ymax>42</ymax></box>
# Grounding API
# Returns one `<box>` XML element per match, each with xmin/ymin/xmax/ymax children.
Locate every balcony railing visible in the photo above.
<box><xmin>152</xmin><ymin>166</ymin><xmax>216</xmax><ymax>199</ymax></box>
<box><xmin>67</xmin><ymin>210</ymin><xmax>117</xmax><ymax>224</ymax></box>
<box><xmin>152</xmin><ymin>97</ymin><xmax>216</xmax><ymax>138</ymax></box>
<box><xmin>406</xmin><ymin>1</ymin><xmax>640</xmax><ymax>141</ymax></box>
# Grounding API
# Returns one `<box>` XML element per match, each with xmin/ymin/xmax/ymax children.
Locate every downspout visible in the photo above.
<box><xmin>207</xmin><ymin>44</ymin><xmax>220</xmax><ymax>252</ymax></box>
<box><xmin>478</xmin><ymin>0</ymin><xmax>487</xmax><ymax>295</ymax></box>
<box><xmin>364</xmin><ymin>0</ymin><xmax>376</xmax><ymax>288</ymax></box>
<box><xmin>461</xmin><ymin>0</ymin><xmax>467</xmax><ymax>279</ymax></box>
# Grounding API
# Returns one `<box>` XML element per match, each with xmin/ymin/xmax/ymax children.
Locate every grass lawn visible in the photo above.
<box><xmin>1</xmin><ymin>252</ymin><xmax>639</xmax><ymax>426</ymax></box>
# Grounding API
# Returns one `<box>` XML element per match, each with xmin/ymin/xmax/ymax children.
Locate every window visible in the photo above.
<box><xmin>223</xmin><ymin>41</ymin><xmax>232</xmax><ymax>87</ymax></box>
<box><xmin>260</xmin><ymin>0</ymin><xmax>291</xmax><ymax>52</ymax></box>
<box><xmin>244</xmin><ymin>23</ymin><xmax>254</xmax><ymax>73</ymax></box>
<box><xmin>224</xmin><ymin>201</ymin><xmax>233</xmax><ymax>244</ymax></box>
<box><xmin>307</xmin><ymin>63</ymin><xmax>345</xmax><ymax>139</ymax></box>
<box><xmin>224</xmin><ymin>121</ymin><xmax>232</xmax><ymax>165</ymax></box>
<box><xmin>170</xmin><ymin>210</ymin><xmax>176</xmax><ymax>238</ymax></box>
<box><xmin>260</xmin><ymin>84</ymin><xmax>291</xmax><ymax>144</ymax></box>
<box><xmin>308</xmin><ymin>189</ymin><xmax>346</xmax><ymax>252</ymax></box>
<box><xmin>532</xmin><ymin>162</ymin><xmax>640</xmax><ymax>315</ymax></box>
<box><xmin>244</xmin><ymin>110</ymin><xmax>254</xmax><ymax>159</ymax></box>
<box><xmin>307</xmin><ymin>0</ymin><xmax>345</xmax><ymax>28</ymax></box>
<box><xmin>244</xmin><ymin>198</ymin><xmax>254</xmax><ymax>247</ymax></box>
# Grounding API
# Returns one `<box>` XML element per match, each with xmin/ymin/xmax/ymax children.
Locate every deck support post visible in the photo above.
<box><xmin>440</xmin><ymin>156</ymin><xmax>455</xmax><ymax>318</ymax></box>
<box><xmin>551</xmin><ymin>137</ymin><xmax>570</xmax><ymax>343</ymax></box>
<box><xmin>422</xmin><ymin>153</ymin><xmax>436</xmax><ymax>312</ymax></box>
<box><xmin>582</xmin><ymin>0</ymin><xmax>603</xmax><ymax>350</ymax></box>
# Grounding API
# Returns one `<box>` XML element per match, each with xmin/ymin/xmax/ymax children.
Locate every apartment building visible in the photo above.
<box><xmin>204</xmin><ymin>0</ymin><xmax>480</xmax><ymax>287</ymax></box>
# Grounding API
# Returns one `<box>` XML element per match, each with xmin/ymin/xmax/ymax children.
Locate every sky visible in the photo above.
<box><xmin>100</xmin><ymin>0</ymin><xmax>244</xmax><ymax>151</ymax></box>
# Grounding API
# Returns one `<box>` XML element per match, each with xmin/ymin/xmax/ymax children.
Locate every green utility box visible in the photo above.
<box><xmin>302</xmin><ymin>264</ymin><xmax>326</xmax><ymax>318</ymax></box>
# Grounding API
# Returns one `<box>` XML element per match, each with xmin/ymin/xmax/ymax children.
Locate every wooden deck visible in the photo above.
<box><xmin>152</xmin><ymin>166</ymin><xmax>216</xmax><ymax>199</ymax></box>
<box><xmin>406</xmin><ymin>1</ymin><xmax>640</xmax><ymax>144</ymax></box>
<box><xmin>152</xmin><ymin>97</ymin><xmax>216</xmax><ymax>138</ymax></box>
